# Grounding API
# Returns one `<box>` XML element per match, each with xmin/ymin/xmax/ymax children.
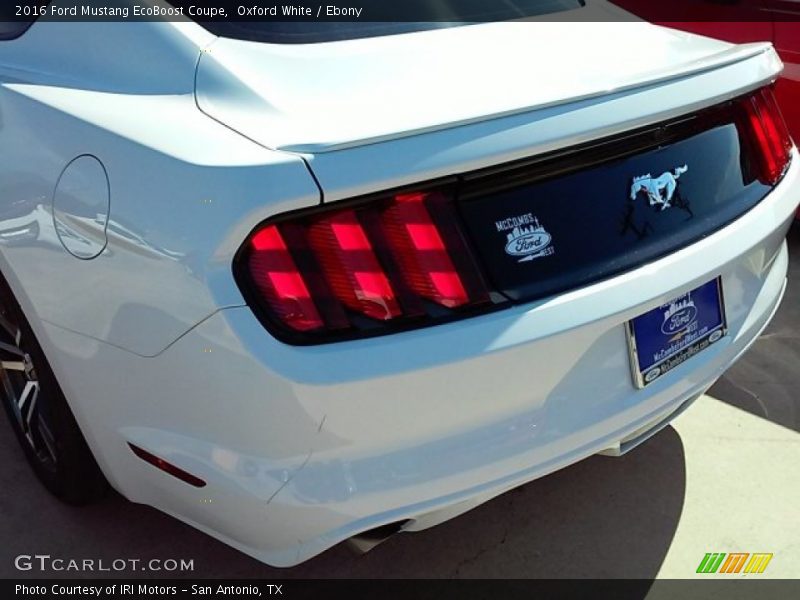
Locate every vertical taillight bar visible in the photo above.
<box><xmin>382</xmin><ymin>192</ymin><xmax>470</xmax><ymax>308</ymax></box>
<box><xmin>248</xmin><ymin>226</ymin><xmax>324</xmax><ymax>332</ymax></box>
<box><xmin>308</xmin><ymin>210</ymin><xmax>403</xmax><ymax>321</ymax></box>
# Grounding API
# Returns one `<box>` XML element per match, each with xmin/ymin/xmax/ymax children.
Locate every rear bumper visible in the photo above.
<box><xmin>41</xmin><ymin>152</ymin><xmax>799</xmax><ymax>567</ymax></box>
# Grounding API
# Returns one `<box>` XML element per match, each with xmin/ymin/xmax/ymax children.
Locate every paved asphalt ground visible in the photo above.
<box><xmin>1</xmin><ymin>226</ymin><xmax>798</xmax><ymax>580</ymax></box>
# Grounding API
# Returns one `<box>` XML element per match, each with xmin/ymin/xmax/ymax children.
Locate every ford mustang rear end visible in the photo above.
<box><xmin>0</xmin><ymin>3</ymin><xmax>796</xmax><ymax>567</ymax></box>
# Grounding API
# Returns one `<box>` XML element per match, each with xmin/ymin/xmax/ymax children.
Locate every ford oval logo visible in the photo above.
<box><xmin>505</xmin><ymin>231</ymin><xmax>552</xmax><ymax>257</ymax></box>
<box><xmin>660</xmin><ymin>304</ymin><xmax>698</xmax><ymax>335</ymax></box>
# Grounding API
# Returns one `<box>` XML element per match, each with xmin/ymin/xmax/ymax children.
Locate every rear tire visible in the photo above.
<box><xmin>0</xmin><ymin>273</ymin><xmax>107</xmax><ymax>504</ymax></box>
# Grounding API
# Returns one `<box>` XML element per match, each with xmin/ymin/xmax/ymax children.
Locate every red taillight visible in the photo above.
<box><xmin>238</xmin><ymin>189</ymin><xmax>491</xmax><ymax>341</ymax></box>
<box><xmin>742</xmin><ymin>87</ymin><xmax>793</xmax><ymax>185</ymax></box>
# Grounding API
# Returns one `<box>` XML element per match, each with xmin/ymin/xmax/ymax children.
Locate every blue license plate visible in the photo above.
<box><xmin>626</xmin><ymin>278</ymin><xmax>727</xmax><ymax>387</ymax></box>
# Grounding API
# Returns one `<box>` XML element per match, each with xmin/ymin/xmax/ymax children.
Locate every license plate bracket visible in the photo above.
<box><xmin>626</xmin><ymin>278</ymin><xmax>727</xmax><ymax>388</ymax></box>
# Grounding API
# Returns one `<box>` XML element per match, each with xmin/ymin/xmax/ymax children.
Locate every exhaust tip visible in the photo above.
<box><xmin>346</xmin><ymin>520</ymin><xmax>410</xmax><ymax>555</ymax></box>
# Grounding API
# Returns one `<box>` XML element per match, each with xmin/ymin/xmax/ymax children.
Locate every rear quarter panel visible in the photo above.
<box><xmin>0</xmin><ymin>21</ymin><xmax>321</xmax><ymax>357</ymax></box>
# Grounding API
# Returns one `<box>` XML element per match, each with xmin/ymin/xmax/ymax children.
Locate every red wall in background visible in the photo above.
<box><xmin>612</xmin><ymin>1</ymin><xmax>800</xmax><ymax>144</ymax></box>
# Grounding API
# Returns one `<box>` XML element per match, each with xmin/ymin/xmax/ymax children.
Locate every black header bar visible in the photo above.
<box><xmin>3</xmin><ymin>0</ymin><xmax>800</xmax><ymax>23</ymax></box>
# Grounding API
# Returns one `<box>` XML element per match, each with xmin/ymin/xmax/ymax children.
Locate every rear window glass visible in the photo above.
<box><xmin>0</xmin><ymin>21</ymin><xmax>36</xmax><ymax>41</ymax></box>
<box><xmin>191</xmin><ymin>0</ymin><xmax>585</xmax><ymax>43</ymax></box>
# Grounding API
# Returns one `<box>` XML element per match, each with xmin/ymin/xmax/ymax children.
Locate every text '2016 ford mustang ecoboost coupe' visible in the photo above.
<box><xmin>0</xmin><ymin>1</ymin><xmax>797</xmax><ymax>566</ymax></box>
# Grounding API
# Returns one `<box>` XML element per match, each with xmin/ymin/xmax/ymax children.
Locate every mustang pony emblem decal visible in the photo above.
<box><xmin>630</xmin><ymin>164</ymin><xmax>689</xmax><ymax>210</ymax></box>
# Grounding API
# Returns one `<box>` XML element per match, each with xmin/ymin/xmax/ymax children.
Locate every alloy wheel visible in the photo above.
<box><xmin>0</xmin><ymin>307</ymin><xmax>57</xmax><ymax>470</ymax></box>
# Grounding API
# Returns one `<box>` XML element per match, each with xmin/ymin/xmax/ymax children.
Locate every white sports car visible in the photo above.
<box><xmin>0</xmin><ymin>1</ymin><xmax>797</xmax><ymax>567</ymax></box>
